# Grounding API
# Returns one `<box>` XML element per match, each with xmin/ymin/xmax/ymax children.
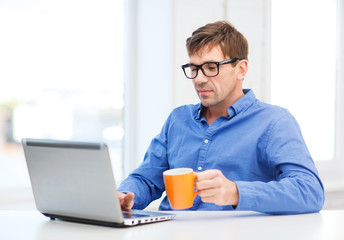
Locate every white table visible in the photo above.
<box><xmin>1</xmin><ymin>210</ymin><xmax>344</xmax><ymax>240</ymax></box>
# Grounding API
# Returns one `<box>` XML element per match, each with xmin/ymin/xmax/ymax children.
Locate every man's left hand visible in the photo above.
<box><xmin>195</xmin><ymin>169</ymin><xmax>239</xmax><ymax>206</ymax></box>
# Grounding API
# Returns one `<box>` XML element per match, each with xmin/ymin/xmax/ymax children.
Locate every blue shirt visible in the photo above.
<box><xmin>118</xmin><ymin>89</ymin><xmax>324</xmax><ymax>214</ymax></box>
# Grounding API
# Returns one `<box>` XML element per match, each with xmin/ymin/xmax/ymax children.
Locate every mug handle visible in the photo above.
<box><xmin>193</xmin><ymin>172</ymin><xmax>199</xmax><ymax>199</ymax></box>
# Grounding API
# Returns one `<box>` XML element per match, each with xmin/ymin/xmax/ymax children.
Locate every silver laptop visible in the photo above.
<box><xmin>22</xmin><ymin>138</ymin><xmax>175</xmax><ymax>227</ymax></box>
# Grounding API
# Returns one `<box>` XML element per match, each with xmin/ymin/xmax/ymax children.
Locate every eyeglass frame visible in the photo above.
<box><xmin>181</xmin><ymin>58</ymin><xmax>243</xmax><ymax>79</ymax></box>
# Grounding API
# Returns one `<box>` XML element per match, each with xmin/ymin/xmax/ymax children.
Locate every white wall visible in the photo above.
<box><xmin>124</xmin><ymin>0</ymin><xmax>174</xmax><ymax>174</ymax></box>
<box><xmin>172</xmin><ymin>0</ymin><xmax>226</xmax><ymax>107</ymax></box>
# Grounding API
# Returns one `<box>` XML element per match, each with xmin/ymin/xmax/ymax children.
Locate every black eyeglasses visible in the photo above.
<box><xmin>181</xmin><ymin>58</ymin><xmax>242</xmax><ymax>79</ymax></box>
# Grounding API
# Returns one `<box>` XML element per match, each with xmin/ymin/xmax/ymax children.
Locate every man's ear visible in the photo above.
<box><xmin>236</xmin><ymin>59</ymin><xmax>248</xmax><ymax>80</ymax></box>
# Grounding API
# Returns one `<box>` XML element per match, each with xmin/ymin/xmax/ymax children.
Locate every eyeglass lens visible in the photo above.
<box><xmin>185</xmin><ymin>62</ymin><xmax>218</xmax><ymax>79</ymax></box>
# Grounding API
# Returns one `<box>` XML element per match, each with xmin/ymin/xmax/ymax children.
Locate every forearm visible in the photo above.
<box><xmin>118</xmin><ymin>173</ymin><xmax>164</xmax><ymax>210</ymax></box>
<box><xmin>234</xmin><ymin>171</ymin><xmax>324</xmax><ymax>214</ymax></box>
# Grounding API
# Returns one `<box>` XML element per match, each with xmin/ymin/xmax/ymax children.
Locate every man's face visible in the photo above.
<box><xmin>190</xmin><ymin>45</ymin><xmax>244</xmax><ymax>110</ymax></box>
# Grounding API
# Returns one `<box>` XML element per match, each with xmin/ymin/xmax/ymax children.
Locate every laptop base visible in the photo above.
<box><xmin>43</xmin><ymin>210</ymin><xmax>175</xmax><ymax>227</ymax></box>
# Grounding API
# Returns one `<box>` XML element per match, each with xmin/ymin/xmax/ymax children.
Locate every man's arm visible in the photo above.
<box><xmin>117</xmin><ymin>114</ymin><xmax>173</xmax><ymax>209</ymax></box>
<box><xmin>195</xmin><ymin>167</ymin><xmax>324</xmax><ymax>214</ymax></box>
<box><xmin>234</xmin><ymin>166</ymin><xmax>324</xmax><ymax>214</ymax></box>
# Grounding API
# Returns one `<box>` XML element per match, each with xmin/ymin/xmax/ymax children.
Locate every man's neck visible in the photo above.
<box><xmin>203</xmin><ymin>107</ymin><xmax>228</xmax><ymax>126</ymax></box>
<box><xmin>203</xmin><ymin>90</ymin><xmax>245</xmax><ymax>125</ymax></box>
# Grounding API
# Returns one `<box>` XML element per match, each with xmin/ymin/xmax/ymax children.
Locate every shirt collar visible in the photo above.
<box><xmin>195</xmin><ymin>89</ymin><xmax>256</xmax><ymax>120</ymax></box>
<box><xmin>196</xmin><ymin>104</ymin><xmax>204</xmax><ymax>120</ymax></box>
<box><xmin>230</xmin><ymin>89</ymin><xmax>256</xmax><ymax>117</ymax></box>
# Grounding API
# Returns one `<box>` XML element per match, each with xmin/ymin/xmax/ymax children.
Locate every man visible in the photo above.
<box><xmin>118</xmin><ymin>21</ymin><xmax>324</xmax><ymax>214</ymax></box>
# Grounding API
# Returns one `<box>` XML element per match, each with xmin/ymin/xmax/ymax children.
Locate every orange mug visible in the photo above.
<box><xmin>163</xmin><ymin>168</ymin><xmax>198</xmax><ymax>209</ymax></box>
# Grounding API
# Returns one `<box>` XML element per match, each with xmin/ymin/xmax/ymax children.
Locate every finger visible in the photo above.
<box><xmin>123</xmin><ymin>192</ymin><xmax>135</xmax><ymax>208</ymax></box>
<box><xmin>196</xmin><ymin>173</ymin><xmax>224</xmax><ymax>190</ymax></box>
<box><xmin>196</xmin><ymin>169</ymin><xmax>222</xmax><ymax>181</ymax></box>
<box><xmin>125</xmin><ymin>192</ymin><xmax>135</xmax><ymax>202</ymax></box>
<box><xmin>119</xmin><ymin>192</ymin><xmax>135</xmax><ymax>210</ymax></box>
<box><xmin>118</xmin><ymin>192</ymin><xmax>126</xmax><ymax>200</ymax></box>
<box><xmin>200</xmin><ymin>195</ymin><xmax>216</xmax><ymax>203</ymax></box>
<box><xmin>198</xmin><ymin>188</ymin><xmax>217</xmax><ymax>203</ymax></box>
<box><xmin>196</xmin><ymin>179</ymin><xmax>217</xmax><ymax>191</ymax></box>
<box><xmin>198</xmin><ymin>188</ymin><xmax>217</xmax><ymax>198</ymax></box>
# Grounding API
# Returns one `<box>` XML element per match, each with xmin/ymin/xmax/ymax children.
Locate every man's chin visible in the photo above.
<box><xmin>200</xmin><ymin>101</ymin><xmax>213</xmax><ymax>108</ymax></box>
<box><xmin>199</xmin><ymin>97</ymin><xmax>211</xmax><ymax>106</ymax></box>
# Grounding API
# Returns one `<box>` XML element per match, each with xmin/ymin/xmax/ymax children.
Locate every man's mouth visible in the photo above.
<box><xmin>198</xmin><ymin>89</ymin><xmax>212</xmax><ymax>95</ymax></box>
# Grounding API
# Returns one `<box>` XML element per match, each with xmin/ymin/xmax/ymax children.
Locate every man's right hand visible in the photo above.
<box><xmin>118</xmin><ymin>192</ymin><xmax>135</xmax><ymax>210</ymax></box>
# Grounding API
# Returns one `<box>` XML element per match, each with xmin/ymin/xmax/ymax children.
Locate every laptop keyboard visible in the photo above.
<box><xmin>122</xmin><ymin>211</ymin><xmax>151</xmax><ymax>219</ymax></box>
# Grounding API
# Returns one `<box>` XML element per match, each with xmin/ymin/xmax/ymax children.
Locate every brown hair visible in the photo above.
<box><xmin>186</xmin><ymin>21</ymin><xmax>248</xmax><ymax>60</ymax></box>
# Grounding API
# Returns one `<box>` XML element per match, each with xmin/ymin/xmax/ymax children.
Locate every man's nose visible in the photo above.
<box><xmin>194</xmin><ymin>69</ymin><xmax>208</xmax><ymax>84</ymax></box>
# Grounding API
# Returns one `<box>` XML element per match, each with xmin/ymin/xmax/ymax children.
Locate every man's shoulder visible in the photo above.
<box><xmin>252</xmin><ymin>100</ymin><xmax>291</xmax><ymax>120</ymax></box>
<box><xmin>163</xmin><ymin>104</ymin><xmax>200</xmax><ymax>125</ymax></box>
<box><xmin>171</xmin><ymin>103</ymin><xmax>200</xmax><ymax>115</ymax></box>
<box><xmin>256</xmin><ymin>100</ymin><xmax>287</xmax><ymax>112</ymax></box>
<box><xmin>238</xmin><ymin>90</ymin><xmax>290</xmax><ymax>119</ymax></box>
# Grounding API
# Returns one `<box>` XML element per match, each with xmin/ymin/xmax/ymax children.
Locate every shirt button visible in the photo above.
<box><xmin>204</xmin><ymin>139</ymin><xmax>209</xmax><ymax>144</ymax></box>
<box><xmin>198</xmin><ymin>166</ymin><xmax>203</xmax><ymax>171</ymax></box>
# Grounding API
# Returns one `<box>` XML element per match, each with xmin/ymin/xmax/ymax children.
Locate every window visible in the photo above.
<box><xmin>0</xmin><ymin>0</ymin><xmax>124</xmax><ymax>191</ymax></box>
<box><xmin>271</xmin><ymin>0</ymin><xmax>337</xmax><ymax>161</ymax></box>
